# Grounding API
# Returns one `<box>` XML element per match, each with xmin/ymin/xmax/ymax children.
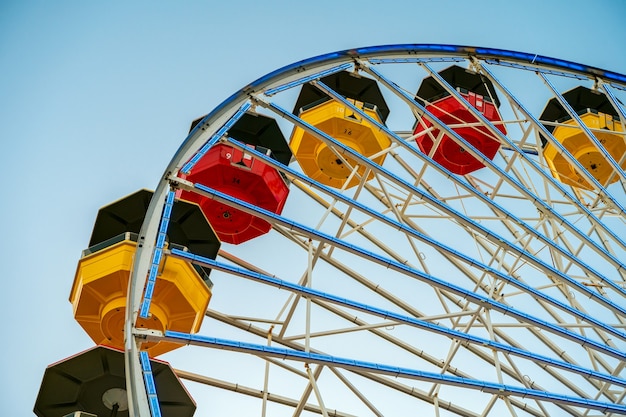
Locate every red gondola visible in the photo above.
<box><xmin>413</xmin><ymin>66</ymin><xmax>506</xmax><ymax>175</ymax></box>
<box><xmin>179</xmin><ymin>113</ymin><xmax>291</xmax><ymax>244</ymax></box>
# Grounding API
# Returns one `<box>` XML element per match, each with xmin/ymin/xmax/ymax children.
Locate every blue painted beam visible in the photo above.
<box><xmin>139</xmin><ymin>351</ymin><xmax>162</xmax><ymax>417</ymax></box>
<box><xmin>140</xmin><ymin>190</ymin><xmax>176</xmax><ymax>319</ymax></box>
<box><xmin>170</xmin><ymin>248</ymin><xmax>626</xmax><ymax>388</ymax></box>
<box><xmin>181</xmin><ymin>101</ymin><xmax>252</xmax><ymax>175</ymax></box>
<box><xmin>161</xmin><ymin>330</ymin><xmax>626</xmax><ymax>415</ymax></box>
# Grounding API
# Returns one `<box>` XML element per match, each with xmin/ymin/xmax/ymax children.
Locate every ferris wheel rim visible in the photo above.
<box><xmin>123</xmin><ymin>44</ymin><xmax>626</xmax><ymax>417</ymax></box>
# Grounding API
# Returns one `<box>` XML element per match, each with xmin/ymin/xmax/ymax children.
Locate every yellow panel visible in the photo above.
<box><xmin>290</xmin><ymin>100</ymin><xmax>391</xmax><ymax>189</ymax></box>
<box><xmin>543</xmin><ymin>112</ymin><xmax>625</xmax><ymax>190</ymax></box>
<box><xmin>70</xmin><ymin>240</ymin><xmax>212</xmax><ymax>357</ymax></box>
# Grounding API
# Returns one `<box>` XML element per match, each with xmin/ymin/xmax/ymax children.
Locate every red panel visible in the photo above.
<box><xmin>414</xmin><ymin>94</ymin><xmax>506</xmax><ymax>175</ymax></box>
<box><xmin>179</xmin><ymin>144</ymin><xmax>289</xmax><ymax>244</ymax></box>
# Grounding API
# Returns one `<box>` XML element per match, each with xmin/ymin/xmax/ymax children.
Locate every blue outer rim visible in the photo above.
<box><xmin>250</xmin><ymin>43</ymin><xmax>626</xmax><ymax>90</ymax></box>
<box><xmin>206</xmin><ymin>43</ymin><xmax>625</xmax><ymax>131</ymax></box>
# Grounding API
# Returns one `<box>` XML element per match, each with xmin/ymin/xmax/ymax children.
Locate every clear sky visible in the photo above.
<box><xmin>1</xmin><ymin>1</ymin><xmax>625</xmax><ymax>415</ymax></box>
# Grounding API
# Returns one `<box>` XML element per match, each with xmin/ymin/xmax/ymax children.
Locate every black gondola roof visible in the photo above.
<box><xmin>88</xmin><ymin>189</ymin><xmax>220</xmax><ymax>279</ymax></box>
<box><xmin>34</xmin><ymin>345</ymin><xmax>196</xmax><ymax>417</ymax></box>
<box><xmin>190</xmin><ymin>113</ymin><xmax>292</xmax><ymax>165</ymax></box>
<box><xmin>416</xmin><ymin>65</ymin><xmax>501</xmax><ymax>107</ymax></box>
<box><xmin>540</xmin><ymin>86</ymin><xmax>619</xmax><ymax>132</ymax></box>
<box><xmin>292</xmin><ymin>70</ymin><xmax>390</xmax><ymax>123</ymax></box>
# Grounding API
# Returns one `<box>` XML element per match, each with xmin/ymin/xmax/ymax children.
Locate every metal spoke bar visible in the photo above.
<box><xmin>141</xmin><ymin>330</ymin><xmax>626</xmax><ymax>415</ymax></box>
<box><xmin>205</xmin><ymin>307</ymin><xmax>546</xmax><ymax>417</ymax></box>
<box><xmin>316</xmin><ymin>74</ymin><xmax>626</xmax><ymax>294</ymax></box>
<box><xmin>175</xmin><ymin>369</ymin><xmax>358</xmax><ymax>417</ymax></box>
<box><xmin>170</xmin><ymin>247</ymin><xmax>626</xmax><ymax>382</ymax></box>
<box><xmin>599</xmin><ymin>80</ymin><xmax>626</xmax><ymax>122</ymax></box>
<box><xmin>180</xmin><ymin>101</ymin><xmax>251</xmax><ymax>174</ymax></box>
<box><xmin>263</xmin><ymin>62</ymin><xmax>353</xmax><ymax>96</ymax></box>
<box><xmin>139</xmin><ymin>351</ymin><xmax>162</xmax><ymax>417</ymax></box>
<box><xmin>139</xmin><ymin>190</ymin><xmax>175</xmax><ymax>319</ymax></box>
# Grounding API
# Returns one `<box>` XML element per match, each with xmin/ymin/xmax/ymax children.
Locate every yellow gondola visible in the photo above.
<box><xmin>69</xmin><ymin>190</ymin><xmax>220</xmax><ymax>357</ymax></box>
<box><xmin>540</xmin><ymin>86</ymin><xmax>625</xmax><ymax>190</ymax></box>
<box><xmin>289</xmin><ymin>71</ymin><xmax>391</xmax><ymax>189</ymax></box>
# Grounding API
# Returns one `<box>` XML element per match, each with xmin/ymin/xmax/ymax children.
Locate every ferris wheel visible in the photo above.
<box><xmin>35</xmin><ymin>45</ymin><xmax>626</xmax><ymax>417</ymax></box>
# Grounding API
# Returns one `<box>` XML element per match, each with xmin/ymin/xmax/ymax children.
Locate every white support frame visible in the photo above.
<box><xmin>124</xmin><ymin>45</ymin><xmax>626</xmax><ymax>417</ymax></box>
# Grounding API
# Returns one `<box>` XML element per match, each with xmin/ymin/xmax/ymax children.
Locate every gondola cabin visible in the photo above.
<box><xmin>34</xmin><ymin>345</ymin><xmax>196</xmax><ymax>417</ymax></box>
<box><xmin>289</xmin><ymin>71</ymin><xmax>391</xmax><ymax>189</ymax></box>
<box><xmin>413</xmin><ymin>65</ymin><xmax>506</xmax><ymax>175</ymax></box>
<box><xmin>540</xmin><ymin>86</ymin><xmax>625</xmax><ymax>190</ymax></box>
<box><xmin>179</xmin><ymin>113</ymin><xmax>291</xmax><ymax>245</ymax></box>
<box><xmin>69</xmin><ymin>190</ymin><xmax>220</xmax><ymax>357</ymax></box>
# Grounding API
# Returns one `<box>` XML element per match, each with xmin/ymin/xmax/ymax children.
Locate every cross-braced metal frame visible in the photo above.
<box><xmin>124</xmin><ymin>45</ymin><xmax>626</xmax><ymax>417</ymax></box>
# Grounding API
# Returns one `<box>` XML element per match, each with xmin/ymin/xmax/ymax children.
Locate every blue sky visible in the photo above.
<box><xmin>1</xmin><ymin>1</ymin><xmax>625</xmax><ymax>415</ymax></box>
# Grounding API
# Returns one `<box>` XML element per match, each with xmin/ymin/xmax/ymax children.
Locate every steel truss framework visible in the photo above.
<box><xmin>124</xmin><ymin>45</ymin><xmax>626</xmax><ymax>417</ymax></box>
